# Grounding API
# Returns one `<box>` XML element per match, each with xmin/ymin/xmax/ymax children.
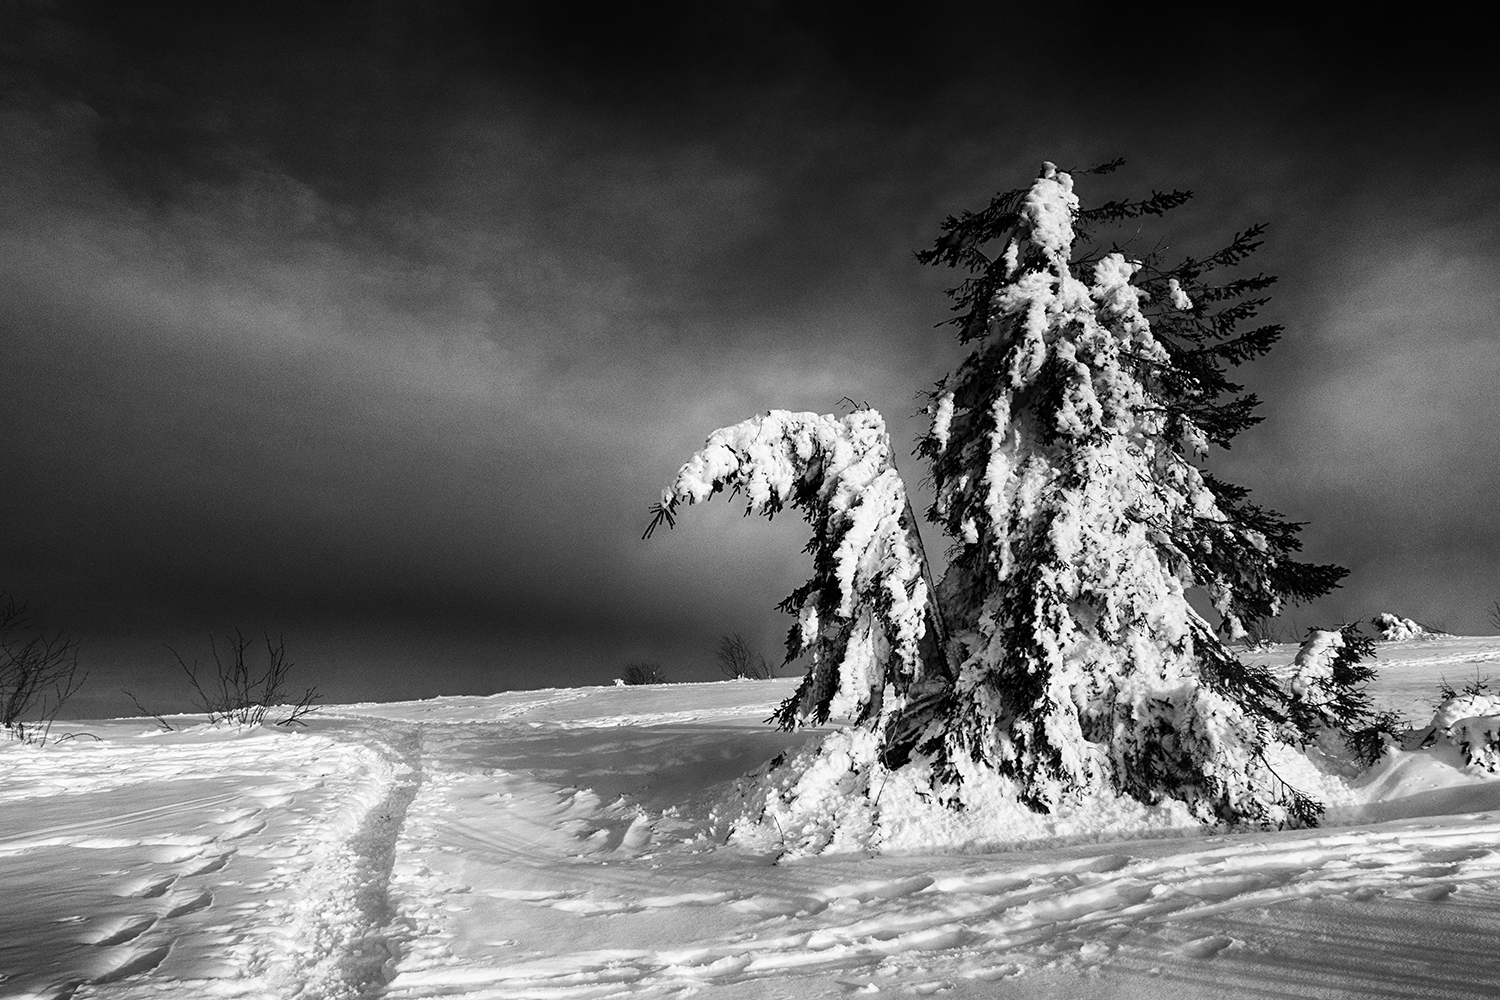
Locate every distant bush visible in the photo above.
<box><xmin>1488</xmin><ymin>600</ymin><xmax>1500</xmax><ymax>632</ymax></box>
<box><xmin>1240</xmin><ymin>617</ymin><xmax>1286</xmax><ymax>649</ymax></box>
<box><xmin>0</xmin><ymin>593</ymin><xmax>85</xmax><ymax>743</ymax></box>
<box><xmin>167</xmin><ymin>630</ymin><xmax>319</xmax><ymax>726</ymax></box>
<box><xmin>715</xmin><ymin>632</ymin><xmax>774</xmax><ymax>679</ymax></box>
<box><xmin>621</xmin><ymin>661</ymin><xmax>670</xmax><ymax>685</ymax></box>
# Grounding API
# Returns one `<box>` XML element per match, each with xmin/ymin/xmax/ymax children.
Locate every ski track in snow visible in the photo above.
<box><xmin>0</xmin><ymin>723</ymin><xmax>422</xmax><ymax>1000</ymax></box>
<box><xmin>9</xmin><ymin>639</ymin><xmax>1500</xmax><ymax>998</ymax></box>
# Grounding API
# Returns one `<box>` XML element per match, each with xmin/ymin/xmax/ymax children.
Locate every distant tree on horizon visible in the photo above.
<box><xmin>715</xmin><ymin>632</ymin><xmax>774</xmax><ymax>679</ymax></box>
<box><xmin>621</xmin><ymin>661</ymin><xmax>670</xmax><ymax>685</ymax></box>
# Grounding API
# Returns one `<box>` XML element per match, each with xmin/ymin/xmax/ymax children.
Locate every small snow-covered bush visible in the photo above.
<box><xmin>1450</xmin><ymin>717</ymin><xmax>1500</xmax><ymax>772</ymax></box>
<box><xmin>1431</xmin><ymin>686</ymin><xmax>1500</xmax><ymax>732</ymax></box>
<box><xmin>1372</xmin><ymin>613</ymin><xmax>1451</xmax><ymax>641</ymax></box>
<box><xmin>1426</xmin><ymin>678</ymin><xmax>1500</xmax><ymax>771</ymax></box>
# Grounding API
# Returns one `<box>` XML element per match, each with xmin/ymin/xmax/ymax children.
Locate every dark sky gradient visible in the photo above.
<box><xmin>3</xmin><ymin>2</ymin><xmax>1497</xmax><ymax>716</ymax></box>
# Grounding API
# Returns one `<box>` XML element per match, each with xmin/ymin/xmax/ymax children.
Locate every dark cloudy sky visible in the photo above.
<box><xmin>3</xmin><ymin>2</ymin><xmax>1497</xmax><ymax>716</ymax></box>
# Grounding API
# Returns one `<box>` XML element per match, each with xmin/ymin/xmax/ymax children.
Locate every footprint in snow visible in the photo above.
<box><xmin>836</xmin><ymin>980</ymin><xmax>881</xmax><ymax>993</ymax></box>
<box><xmin>148</xmin><ymin>844</ymin><xmax>207</xmax><ymax>864</ymax></box>
<box><xmin>177</xmin><ymin>853</ymin><xmax>229</xmax><ymax>876</ymax></box>
<box><xmin>1178</xmin><ymin>935</ymin><xmax>1235</xmax><ymax>960</ymax></box>
<box><xmin>245</xmin><ymin>787</ymin><xmax>296</xmax><ymax>808</ymax></box>
<box><xmin>730</xmin><ymin>895</ymin><xmax>826</xmax><ymax>918</ymax></box>
<box><xmin>904</xmin><ymin>978</ymin><xmax>955</xmax><ymax>994</ymax></box>
<box><xmin>219</xmin><ymin>817</ymin><xmax>267</xmax><ymax>840</ymax></box>
<box><xmin>122</xmin><ymin>873</ymin><xmax>176</xmax><ymax>899</ymax></box>
<box><xmin>91</xmin><ymin>944</ymin><xmax>172</xmax><ymax>984</ymax></box>
<box><xmin>639</xmin><ymin>890</ymin><xmax>741</xmax><ymax>908</ymax></box>
<box><xmin>1411</xmin><ymin>883</ymin><xmax>1457</xmax><ymax>902</ymax></box>
<box><xmin>489</xmin><ymin>888</ymin><xmax>577</xmax><ymax>902</ymax></box>
<box><xmin>962</xmin><ymin>963</ymin><xmax>1023</xmax><ymax>981</ymax></box>
<box><xmin>25</xmin><ymin>979</ymin><xmax>85</xmax><ymax>1000</ymax></box>
<box><xmin>81</xmin><ymin>915</ymin><xmax>156</xmax><ymax>946</ymax></box>
<box><xmin>161</xmin><ymin>888</ymin><xmax>213</xmax><ymax>919</ymax></box>
<box><xmin>819</xmin><ymin>876</ymin><xmax>935</xmax><ymax>903</ymax></box>
<box><xmin>210</xmin><ymin>806</ymin><xmax>261</xmax><ymax>824</ymax></box>
<box><xmin>671</xmin><ymin>954</ymin><xmax>753</xmax><ymax>980</ymax></box>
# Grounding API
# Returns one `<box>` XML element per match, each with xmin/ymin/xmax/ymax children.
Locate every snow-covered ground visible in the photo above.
<box><xmin>7</xmin><ymin>636</ymin><xmax>1500</xmax><ymax>1000</ymax></box>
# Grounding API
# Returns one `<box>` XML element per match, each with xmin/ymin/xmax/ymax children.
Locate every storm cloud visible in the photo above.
<box><xmin>2</xmin><ymin>2</ymin><xmax>1496</xmax><ymax>715</ymax></box>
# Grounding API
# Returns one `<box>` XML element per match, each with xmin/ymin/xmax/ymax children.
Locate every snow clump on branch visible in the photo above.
<box><xmin>656</xmin><ymin>409</ymin><xmax>939</xmax><ymax>727</ymax></box>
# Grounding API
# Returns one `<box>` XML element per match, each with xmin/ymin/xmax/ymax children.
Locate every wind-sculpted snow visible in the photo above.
<box><xmin>0</xmin><ymin>722</ymin><xmax>419</xmax><ymax>1000</ymax></box>
<box><xmin>8</xmin><ymin>638</ymin><xmax>1500</xmax><ymax>999</ymax></box>
<box><xmin>386</xmin><ymin>818</ymin><xmax>1500</xmax><ymax>999</ymax></box>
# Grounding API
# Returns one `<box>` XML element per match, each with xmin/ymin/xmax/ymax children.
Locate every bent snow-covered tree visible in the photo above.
<box><xmin>646</xmin><ymin>410</ymin><xmax>946</xmax><ymax>728</ymax></box>
<box><xmin>651</xmin><ymin>162</ymin><xmax>1364</xmax><ymax>829</ymax></box>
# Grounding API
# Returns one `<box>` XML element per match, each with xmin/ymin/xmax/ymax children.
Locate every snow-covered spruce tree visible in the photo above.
<box><xmin>653</xmin><ymin>162</ymin><xmax>1370</xmax><ymax>831</ymax></box>
<box><xmin>899</xmin><ymin>161</ymin><xmax>1367</xmax><ymax>827</ymax></box>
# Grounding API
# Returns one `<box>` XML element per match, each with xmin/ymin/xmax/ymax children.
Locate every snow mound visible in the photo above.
<box><xmin>713</xmin><ymin>726</ymin><xmax>1357</xmax><ymax>858</ymax></box>
<box><xmin>1373</xmin><ymin>613</ymin><xmax>1452</xmax><ymax>641</ymax></box>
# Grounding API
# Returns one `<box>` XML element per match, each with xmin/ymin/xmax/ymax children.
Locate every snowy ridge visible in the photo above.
<box><xmin>319</xmin><ymin>679</ymin><xmax>795</xmax><ymax>727</ymax></box>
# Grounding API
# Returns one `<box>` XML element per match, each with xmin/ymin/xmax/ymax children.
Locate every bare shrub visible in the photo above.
<box><xmin>1</xmin><ymin>593</ymin><xmax>85</xmax><ymax>743</ymax></box>
<box><xmin>167</xmin><ymin>630</ymin><xmax>319</xmax><ymax>726</ymax></box>
<box><xmin>1241</xmin><ymin>617</ymin><xmax>1285</xmax><ymax>649</ymax></box>
<box><xmin>715</xmin><ymin>632</ymin><xmax>774</xmax><ymax>679</ymax></box>
<box><xmin>622</xmin><ymin>661</ymin><xmax>670</xmax><ymax>685</ymax></box>
<box><xmin>1488</xmin><ymin>600</ymin><xmax>1500</xmax><ymax>632</ymax></box>
<box><xmin>121</xmin><ymin>688</ymin><xmax>175</xmax><ymax>731</ymax></box>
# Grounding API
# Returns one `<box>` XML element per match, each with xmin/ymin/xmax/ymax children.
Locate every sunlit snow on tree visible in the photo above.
<box><xmin>648</xmin><ymin>409</ymin><xmax>941</xmax><ymax>728</ymax></box>
<box><xmin>651</xmin><ymin>161</ymin><xmax>1381</xmax><ymax>843</ymax></box>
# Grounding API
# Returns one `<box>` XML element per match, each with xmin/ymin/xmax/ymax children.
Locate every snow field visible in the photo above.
<box><xmin>0</xmin><ymin>723</ymin><xmax>414</xmax><ymax>1000</ymax></box>
<box><xmin>6</xmin><ymin>637</ymin><xmax>1500</xmax><ymax>998</ymax></box>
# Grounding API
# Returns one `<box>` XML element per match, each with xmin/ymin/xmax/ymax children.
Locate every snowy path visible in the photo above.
<box><xmin>6</xmin><ymin>637</ymin><xmax>1500</xmax><ymax>998</ymax></box>
<box><xmin>0</xmin><ymin>721</ymin><xmax>420</xmax><ymax>999</ymax></box>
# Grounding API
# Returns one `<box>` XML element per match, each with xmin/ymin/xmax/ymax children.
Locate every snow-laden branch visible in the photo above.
<box><xmin>654</xmin><ymin>409</ymin><xmax>940</xmax><ymax>727</ymax></box>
